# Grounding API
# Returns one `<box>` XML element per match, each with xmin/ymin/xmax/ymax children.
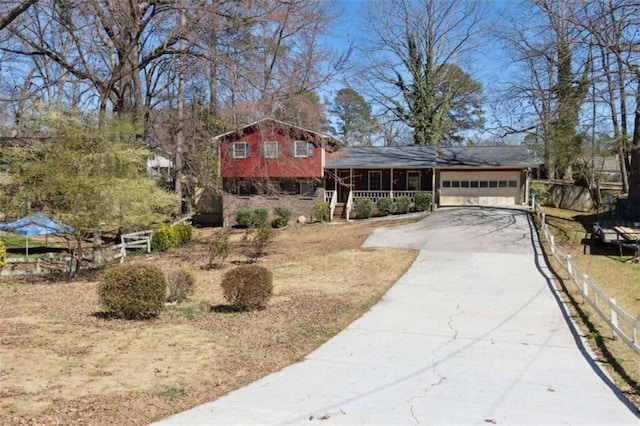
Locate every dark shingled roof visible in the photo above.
<box><xmin>326</xmin><ymin>145</ymin><xmax>539</xmax><ymax>169</ymax></box>
<box><xmin>326</xmin><ymin>146</ymin><xmax>437</xmax><ymax>168</ymax></box>
<box><xmin>437</xmin><ymin>146</ymin><xmax>540</xmax><ymax>168</ymax></box>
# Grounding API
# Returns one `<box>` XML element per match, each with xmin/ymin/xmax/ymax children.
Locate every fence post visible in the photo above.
<box><xmin>610</xmin><ymin>298</ymin><xmax>618</xmax><ymax>340</ymax></box>
<box><xmin>120</xmin><ymin>244</ymin><xmax>126</xmax><ymax>262</ymax></box>
<box><xmin>567</xmin><ymin>255</ymin><xmax>572</xmax><ymax>278</ymax></box>
<box><xmin>582</xmin><ymin>274</ymin><xmax>589</xmax><ymax>301</ymax></box>
<box><xmin>146</xmin><ymin>235</ymin><xmax>151</xmax><ymax>253</ymax></box>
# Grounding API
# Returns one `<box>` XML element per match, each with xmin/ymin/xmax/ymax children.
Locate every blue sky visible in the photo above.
<box><xmin>325</xmin><ymin>0</ymin><xmax>525</xmax><ymax>142</ymax></box>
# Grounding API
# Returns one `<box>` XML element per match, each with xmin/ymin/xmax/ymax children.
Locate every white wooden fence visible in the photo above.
<box><xmin>1</xmin><ymin>230</ymin><xmax>153</xmax><ymax>277</ymax></box>
<box><xmin>535</xmin><ymin>203</ymin><xmax>640</xmax><ymax>356</ymax></box>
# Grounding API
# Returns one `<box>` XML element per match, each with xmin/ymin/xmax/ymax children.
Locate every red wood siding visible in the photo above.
<box><xmin>220</xmin><ymin>130</ymin><xmax>324</xmax><ymax>178</ymax></box>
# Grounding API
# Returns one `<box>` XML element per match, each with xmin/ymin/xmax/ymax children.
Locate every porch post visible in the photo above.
<box><xmin>432</xmin><ymin>169</ymin><xmax>436</xmax><ymax>202</ymax></box>
<box><xmin>334</xmin><ymin>168</ymin><xmax>337</xmax><ymax>192</ymax></box>
<box><xmin>390</xmin><ymin>168</ymin><xmax>394</xmax><ymax>199</ymax></box>
<box><xmin>525</xmin><ymin>169</ymin><xmax>530</xmax><ymax>207</ymax></box>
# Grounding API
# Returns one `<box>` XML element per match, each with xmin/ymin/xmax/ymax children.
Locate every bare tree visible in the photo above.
<box><xmin>360</xmin><ymin>0</ymin><xmax>486</xmax><ymax>146</ymax></box>
<box><xmin>0</xmin><ymin>0</ymin><xmax>38</xmax><ymax>31</ymax></box>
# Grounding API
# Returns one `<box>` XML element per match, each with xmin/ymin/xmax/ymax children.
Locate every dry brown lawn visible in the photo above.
<box><xmin>536</xmin><ymin>207</ymin><xmax>640</xmax><ymax>410</ymax></box>
<box><xmin>0</xmin><ymin>218</ymin><xmax>418</xmax><ymax>425</ymax></box>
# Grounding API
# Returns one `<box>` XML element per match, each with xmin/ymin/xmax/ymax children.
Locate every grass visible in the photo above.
<box><xmin>536</xmin><ymin>206</ymin><xmax>640</xmax><ymax>409</ymax></box>
<box><xmin>0</xmin><ymin>218</ymin><xmax>419</xmax><ymax>424</ymax></box>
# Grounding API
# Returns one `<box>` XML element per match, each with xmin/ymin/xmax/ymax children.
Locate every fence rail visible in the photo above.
<box><xmin>535</xmin><ymin>203</ymin><xmax>640</xmax><ymax>356</ymax></box>
<box><xmin>1</xmin><ymin>229</ymin><xmax>153</xmax><ymax>277</ymax></box>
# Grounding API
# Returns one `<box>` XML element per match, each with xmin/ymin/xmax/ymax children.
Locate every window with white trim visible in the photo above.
<box><xmin>407</xmin><ymin>171</ymin><xmax>421</xmax><ymax>191</ymax></box>
<box><xmin>293</xmin><ymin>140</ymin><xmax>313</xmax><ymax>157</ymax></box>
<box><xmin>262</xmin><ymin>141</ymin><xmax>280</xmax><ymax>158</ymax></box>
<box><xmin>232</xmin><ymin>142</ymin><xmax>249</xmax><ymax>158</ymax></box>
<box><xmin>369</xmin><ymin>171</ymin><xmax>382</xmax><ymax>190</ymax></box>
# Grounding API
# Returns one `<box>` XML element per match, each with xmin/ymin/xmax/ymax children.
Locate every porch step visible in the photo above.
<box><xmin>332</xmin><ymin>203</ymin><xmax>348</xmax><ymax>221</ymax></box>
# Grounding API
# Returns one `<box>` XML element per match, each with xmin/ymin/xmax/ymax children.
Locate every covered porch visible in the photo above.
<box><xmin>324</xmin><ymin>168</ymin><xmax>434</xmax><ymax>221</ymax></box>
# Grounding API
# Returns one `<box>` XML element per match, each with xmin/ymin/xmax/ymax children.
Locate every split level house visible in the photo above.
<box><xmin>212</xmin><ymin>118</ymin><xmax>540</xmax><ymax>225</ymax></box>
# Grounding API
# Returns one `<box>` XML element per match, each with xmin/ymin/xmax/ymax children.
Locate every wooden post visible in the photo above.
<box><xmin>610</xmin><ymin>298</ymin><xmax>618</xmax><ymax>340</ymax></box>
<box><xmin>582</xmin><ymin>274</ymin><xmax>589</xmax><ymax>301</ymax></box>
<box><xmin>567</xmin><ymin>255</ymin><xmax>572</xmax><ymax>278</ymax></box>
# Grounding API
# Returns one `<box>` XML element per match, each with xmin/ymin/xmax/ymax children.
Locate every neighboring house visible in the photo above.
<box><xmin>215</xmin><ymin>118</ymin><xmax>540</xmax><ymax>225</ymax></box>
<box><xmin>146</xmin><ymin>147</ymin><xmax>173</xmax><ymax>182</ymax></box>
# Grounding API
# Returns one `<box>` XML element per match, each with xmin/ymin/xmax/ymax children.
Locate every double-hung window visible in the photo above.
<box><xmin>263</xmin><ymin>141</ymin><xmax>280</xmax><ymax>158</ymax></box>
<box><xmin>407</xmin><ymin>171</ymin><xmax>421</xmax><ymax>191</ymax></box>
<box><xmin>369</xmin><ymin>171</ymin><xmax>382</xmax><ymax>190</ymax></box>
<box><xmin>293</xmin><ymin>140</ymin><xmax>313</xmax><ymax>157</ymax></box>
<box><xmin>232</xmin><ymin>142</ymin><xmax>249</xmax><ymax>158</ymax></box>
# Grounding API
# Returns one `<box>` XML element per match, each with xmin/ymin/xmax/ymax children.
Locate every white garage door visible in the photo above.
<box><xmin>440</xmin><ymin>171</ymin><xmax>521</xmax><ymax>206</ymax></box>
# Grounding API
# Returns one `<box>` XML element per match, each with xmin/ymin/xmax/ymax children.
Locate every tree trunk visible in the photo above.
<box><xmin>628</xmin><ymin>85</ymin><xmax>640</xmax><ymax>205</ymax></box>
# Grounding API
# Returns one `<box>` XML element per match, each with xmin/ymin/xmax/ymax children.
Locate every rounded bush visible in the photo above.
<box><xmin>174</xmin><ymin>223</ymin><xmax>192</xmax><ymax>245</ymax></box>
<box><xmin>395</xmin><ymin>196</ymin><xmax>411</xmax><ymax>214</ymax></box>
<box><xmin>271</xmin><ymin>215</ymin><xmax>289</xmax><ymax>228</ymax></box>
<box><xmin>151</xmin><ymin>225</ymin><xmax>179</xmax><ymax>252</ymax></box>
<box><xmin>166</xmin><ymin>267</ymin><xmax>196</xmax><ymax>303</ymax></box>
<box><xmin>254</xmin><ymin>208</ymin><xmax>269</xmax><ymax>227</ymax></box>
<box><xmin>220</xmin><ymin>265</ymin><xmax>273</xmax><ymax>310</ymax></box>
<box><xmin>353</xmin><ymin>198</ymin><xmax>373</xmax><ymax>219</ymax></box>
<box><xmin>414</xmin><ymin>192</ymin><xmax>432</xmax><ymax>212</ymax></box>
<box><xmin>376</xmin><ymin>197</ymin><xmax>393</xmax><ymax>216</ymax></box>
<box><xmin>313</xmin><ymin>202</ymin><xmax>329</xmax><ymax>222</ymax></box>
<box><xmin>236</xmin><ymin>208</ymin><xmax>255</xmax><ymax>228</ymax></box>
<box><xmin>98</xmin><ymin>263</ymin><xmax>166</xmax><ymax>319</ymax></box>
<box><xmin>274</xmin><ymin>206</ymin><xmax>291</xmax><ymax>221</ymax></box>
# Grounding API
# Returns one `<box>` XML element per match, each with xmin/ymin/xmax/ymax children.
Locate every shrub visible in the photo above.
<box><xmin>274</xmin><ymin>206</ymin><xmax>292</xmax><ymax>221</ymax></box>
<box><xmin>254</xmin><ymin>208</ymin><xmax>269</xmax><ymax>227</ymax></box>
<box><xmin>208</xmin><ymin>232</ymin><xmax>230</xmax><ymax>269</ymax></box>
<box><xmin>98</xmin><ymin>263</ymin><xmax>166</xmax><ymax>319</ymax></box>
<box><xmin>271</xmin><ymin>215</ymin><xmax>289</xmax><ymax>228</ymax></box>
<box><xmin>271</xmin><ymin>206</ymin><xmax>291</xmax><ymax>228</ymax></box>
<box><xmin>376</xmin><ymin>197</ymin><xmax>393</xmax><ymax>216</ymax></box>
<box><xmin>530</xmin><ymin>182</ymin><xmax>549</xmax><ymax>206</ymax></box>
<box><xmin>313</xmin><ymin>201</ymin><xmax>330</xmax><ymax>222</ymax></box>
<box><xmin>242</xmin><ymin>225</ymin><xmax>273</xmax><ymax>262</ymax></box>
<box><xmin>151</xmin><ymin>225</ymin><xmax>179</xmax><ymax>252</ymax></box>
<box><xmin>0</xmin><ymin>240</ymin><xmax>5</xmax><ymax>273</ymax></box>
<box><xmin>353</xmin><ymin>198</ymin><xmax>373</xmax><ymax>219</ymax></box>
<box><xmin>414</xmin><ymin>192</ymin><xmax>433</xmax><ymax>212</ymax></box>
<box><xmin>236</xmin><ymin>208</ymin><xmax>255</xmax><ymax>228</ymax></box>
<box><xmin>220</xmin><ymin>264</ymin><xmax>273</xmax><ymax>310</ymax></box>
<box><xmin>166</xmin><ymin>268</ymin><xmax>196</xmax><ymax>303</ymax></box>
<box><xmin>174</xmin><ymin>223</ymin><xmax>192</xmax><ymax>245</ymax></box>
<box><xmin>395</xmin><ymin>196</ymin><xmax>411</xmax><ymax>214</ymax></box>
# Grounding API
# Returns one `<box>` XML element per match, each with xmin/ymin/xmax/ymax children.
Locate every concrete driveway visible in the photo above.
<box><xmin>154</xmin><ymin>207</ymin><xmax>639</xmax><ymax>425</ymax></box>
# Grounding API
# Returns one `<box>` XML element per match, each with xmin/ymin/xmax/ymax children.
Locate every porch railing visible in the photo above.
<box><xmin>327</xmin><ymin>190</ymin><xmax>337</xmax><ymax>221</ymax></box>
<box><xmin>346</xmin><ymin>191</ymin><xmax>354</xmax><ymax>221</ymax></box>
<box><xmin>324</xmin><ymin>190</ymin><xmax>334</xmax><ymax>204</ymax></box>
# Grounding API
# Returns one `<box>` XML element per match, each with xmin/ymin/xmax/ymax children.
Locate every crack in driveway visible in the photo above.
<box><xmin>407</xmin><ymin>303</ymin><xmax>464</xmax><ymax>424</ymax></box>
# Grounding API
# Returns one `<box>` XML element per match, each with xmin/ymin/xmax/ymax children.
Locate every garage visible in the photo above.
<box><xmin>439</xmin><ymin>170</ymin><xmax>522</xmax><ymax>207</ymax></box>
